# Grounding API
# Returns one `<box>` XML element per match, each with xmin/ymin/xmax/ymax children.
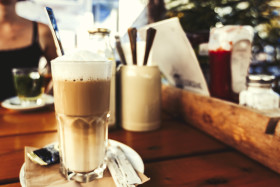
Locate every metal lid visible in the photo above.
<box><xmin>247</xmin><ymin>74</ymin><xmax>275</xmax><ymax>88</ymax></box>
<box><xmin>88</xmin><ymin>28</ymin><xmax>110</xmax><ymax>35</ymax></box>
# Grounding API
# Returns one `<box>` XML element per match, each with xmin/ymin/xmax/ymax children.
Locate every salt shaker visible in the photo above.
<box><xmin>239</xmin><ymin>74</ymin><xmax>279</xmax><ymax>110</ymax></box>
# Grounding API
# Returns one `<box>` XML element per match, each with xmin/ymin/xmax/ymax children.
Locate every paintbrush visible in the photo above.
<box><xmin>143</xmin><ymin>27</ymin><xmax>157</xmax><ymax>66</ymax></box>
<box><xmin>128</xmin><ymin>27</ymin><xmax>137</xmax><ymax>65</ymax></box>
<box><xmin>115</xmin><ymin>35</ymin><xmax>127</xmax><ymax>65</ymax></box>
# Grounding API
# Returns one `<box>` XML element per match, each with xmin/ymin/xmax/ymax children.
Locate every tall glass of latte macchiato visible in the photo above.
<box><xmin>51</xmin><ymin>50</ymin><xmax>112</xmax><ymax>183</ymax></box>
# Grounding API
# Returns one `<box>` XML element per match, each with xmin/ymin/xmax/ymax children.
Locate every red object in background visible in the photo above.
<box><xmin>209</xmin><ymin>49</ymin><xmax>233</xmax><ymax>101</ymax></box>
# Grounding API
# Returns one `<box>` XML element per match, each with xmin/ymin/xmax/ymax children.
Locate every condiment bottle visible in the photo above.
<box><xmin>208</xmin><ymin>25</ymin><xmax>254</xmax><ymax>102</ymax></box>
<box><xmin>239</xmin><ymin>74</ymin><xmax>279</xmax><ymax>110</ymax></box>
<box><xmin>88</xmin><ymin>28</ymin><xmax>116</xmax><ymax>129</ymax></box>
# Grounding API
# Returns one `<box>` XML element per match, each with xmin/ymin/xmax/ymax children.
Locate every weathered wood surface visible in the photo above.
<box><xmin>162</xmin><ymin>85</ymin><xmax>280</xmax><ymax>175</ymax></box>
<box><xmin>144</xmin><ymin>151</ymin><xmax>280</xmax><ymax>187</ymax></box>
<box><xmin>0</xmin><ymin>183</ymin><xmax>20</xmax><ymax>187</ymax></box>
<box><xmin>0</xmin><ymin>111</ymin><xmax>227</xmax><ymax>184</ymax></box>
<box><xmin>2</xmin><ymin>87</ymin><xmax>280</xmax><ymax>186</ymax></box>
<box><xmin>0</xmin><ymin>106</ymin><xmax>56</xmax><ymax>137</ymax></box>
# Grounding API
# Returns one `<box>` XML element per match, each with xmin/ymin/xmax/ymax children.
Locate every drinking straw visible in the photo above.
<box><xmin>45</xmin><ymin>7</ymin><xmax>65</xmax><ymax>56</ymax></box>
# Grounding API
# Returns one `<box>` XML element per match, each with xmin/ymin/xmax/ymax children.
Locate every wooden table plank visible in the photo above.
<box><xmin>110</xmin><ymin>118</ymin><xmax>228</xmax><ymax>162</ymax></box>
<box><xmin>0</xmin><ymin>183</ymin><xmax>20</xmax><ymax>187</ymax></box>
<box><xmin>0</xmin><ymin>118</ymin><xmax>228</xmax><ymax>184</ymax></box>
<box><xmin>0</xmin><ymin>132</ymin><xmax>58</xmax><ymax>155</ymax></box>
<box><xmin>1</xmin><ymin>90</ymin><xmax>280</xmax><ymax>186</ymax></box>
<box><xmin>143</xmin><ymin>151</ymin><xmax>280</xmax><ymax>186</ymax></box>
<box><xmin>0</xmin><ymin>107</ymin><xmax>56</xmax><ymax>137</ymax></box>
<box><xmin>0</xmin><ymin>132</ymin><xmax>58</xmax><ymax>184</ymax></box>
<box><xmin>0</xmin><ymin>150</ymin><xmax>23</xmax><ymax>185</ymax></box>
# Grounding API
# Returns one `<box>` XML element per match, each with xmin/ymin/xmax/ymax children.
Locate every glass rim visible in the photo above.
<box><xmin>12</xmin><ymin>67</ymin><xmax>38</xmax><ymax>73</ymax></box>
<box><xmin>121</xmin><ymin>64</ymin><xmax>159</xmax><ymax>68</ymax></box>
<box><xmin>51</xmin><ymin>60</ymin><xmax>111</xmax><ymax>64</ymax></box>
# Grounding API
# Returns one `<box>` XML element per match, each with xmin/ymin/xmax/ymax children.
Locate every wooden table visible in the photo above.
<box><xmin>1</xmin><ymin>106</ymin><xmax>280</xmax><ymax>187</ymax></box>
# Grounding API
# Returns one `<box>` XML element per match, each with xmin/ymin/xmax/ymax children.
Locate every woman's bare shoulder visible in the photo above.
<box><xmin>37</xmin><ymin>22</ymin><xmax>54</xmax><ymax>48</ymax></box>
<box><xmin>37</xmin><ymin>22</ymin><xmax>52</xmax><ymax>37</ymax></box>
<box><xmin>37</xmin><ymin>22</ymin><xmax>58</xmax><ymax>61</ymax></box>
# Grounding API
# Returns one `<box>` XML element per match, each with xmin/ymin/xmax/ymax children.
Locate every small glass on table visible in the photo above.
<box><xmin>12</xmin><ymin>67</ymin><xmax>45</xmax><ymax>106</ymax></box>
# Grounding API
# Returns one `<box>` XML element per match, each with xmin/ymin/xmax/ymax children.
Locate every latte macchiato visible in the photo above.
<box><xmin>51</xmin><ymin>50</ymin><xmax>112</xmax><ymax>182</ymax></box>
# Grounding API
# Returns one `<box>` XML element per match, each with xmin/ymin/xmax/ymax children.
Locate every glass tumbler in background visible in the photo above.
<box><xmin>87</xmin><ymin>28</ymin><xmax>117</xmax><ymax>129</ymax></box>
<box><xmin>51</xmin><ymin>60</ymin><xmax>112</xmax><ymax>183</ymax></box>
<box><xmin>12</xmin><ymin>67</ymin><xmax>45</xmax><ymax>105</ymax></box>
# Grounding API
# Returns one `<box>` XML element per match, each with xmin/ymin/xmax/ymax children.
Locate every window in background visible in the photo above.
<box><xmin>16</xmin><ymin>0</ymin><xmax>148</xmax><ymax>52</ymax></box>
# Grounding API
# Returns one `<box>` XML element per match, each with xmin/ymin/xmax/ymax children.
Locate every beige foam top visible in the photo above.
<box><xmin>51</xmin><ymin>50</ymin><xmax>112</xmax><ymax>80</ymax></box>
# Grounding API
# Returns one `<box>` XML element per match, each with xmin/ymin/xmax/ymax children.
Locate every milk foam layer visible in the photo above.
<box><xmin>53</xmin><ymin>49</ymin><xmax>107</xmax><ymax>62</ymax></box>
<box><xmin>51</xmin><ymin>50</ymin><xmax>111</xmax><ymax>80</ymax></box>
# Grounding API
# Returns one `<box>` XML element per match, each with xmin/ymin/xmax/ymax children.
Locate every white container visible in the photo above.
<box><xmin>239</xmin><ymin>74</ymin><xmax>279</xmax><ymax>110</ymax></box>
<box><xmin>119</xmin><ymin>65</ymin><xmax>161</xmax><ymax>131</ymax></box>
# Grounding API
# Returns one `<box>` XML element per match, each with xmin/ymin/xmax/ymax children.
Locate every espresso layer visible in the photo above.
<box><xmin>53</xmin><ymin>79</ymin><xmax>110</xmax><ymax>116</ymax></box>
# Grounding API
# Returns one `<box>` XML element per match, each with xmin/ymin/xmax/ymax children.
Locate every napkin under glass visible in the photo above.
<box><xmin>24</xmin><ymin>147</ymin><xmax>149</xmax><ymax>187</ymax></box>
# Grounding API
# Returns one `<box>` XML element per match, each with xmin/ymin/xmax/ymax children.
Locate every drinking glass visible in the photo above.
<box><xmin>12</xmin><ymin>67</ymin><xmax>45</xmax><ymax>105</ymax></box>
<box><xmin>51</xmin><ymin>60</ymin><xmax>112</xmax><ymax>183</ymax></box>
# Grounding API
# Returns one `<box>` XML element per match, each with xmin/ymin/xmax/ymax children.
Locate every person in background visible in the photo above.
<box><xmin>0</xmin><ymin>0</ymin><xmax>58</xmax><ymax>101</ymax></box>
<box><xmin>147</xmin><ymin>0</ymin><xmax>166</xmax><ymax>23</ymax></box>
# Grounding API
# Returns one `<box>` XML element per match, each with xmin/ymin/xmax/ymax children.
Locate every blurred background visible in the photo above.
<box><xmin>164</xmin><ymin>0</ymin><xmax>280</xmax><ymax>93</ymax></box>
<box><xmin>16</xmin><ymin>0</ymin><xmax>148</xmax><ymax>52</ymax></box>
<box><xmin>16</xmin><ymin>0</ymin><xmax>280</xmax><ymax>93</ymax></box>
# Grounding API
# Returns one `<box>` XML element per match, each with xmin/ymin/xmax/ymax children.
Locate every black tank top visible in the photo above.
<box><xmin>0</xmin><ymin>22</ymin><xmax>43</xmax><ymax>101</ymax></box>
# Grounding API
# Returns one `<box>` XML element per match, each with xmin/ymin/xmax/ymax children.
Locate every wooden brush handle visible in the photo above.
<box><xmin>115</xmin><ymin>35</ymin><xmax>127</xmax><ymax>65</ymax></box>
<box><xmin>128</xmin><ymin>27</ymin><xmax>137</xmax><ymax>65</ymax></box>
<box><xmin>143</xmin><ymin>27</ymin><xmax>157</xmax><ymax>66</ymax></box>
